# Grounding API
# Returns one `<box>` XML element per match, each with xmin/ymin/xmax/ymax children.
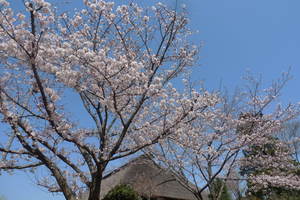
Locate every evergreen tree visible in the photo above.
<box><xmin>241</xmin><ymin>136</ymin><xmax>300</xmax><ymax>199</ymax></box>
<box><xmin>238</xmin><ymin>113</ymin><xmax>300</xmax><ymax>199</ymax></box>
<box><xmin>209</xmin><ymin>178</ymin><xmax>232</xmax><ymax>200</ymax></box>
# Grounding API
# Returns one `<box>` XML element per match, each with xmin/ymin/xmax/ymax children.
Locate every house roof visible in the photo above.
<box><xmin>81</xmin><ymin>155</ymin><xmax>202</xmax><ymax>200</ymax></box>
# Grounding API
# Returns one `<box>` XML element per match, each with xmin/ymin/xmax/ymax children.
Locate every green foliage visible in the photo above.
<box><xmin>237</xmin><ymin>114</ymin><xmax>300</xmax><ymax>199</ymax></box>
<box><xmin>240</xmin><ymin>138</ymin><xmax>279</xmax><ymax>177</ymax></box>
<box><xmin>271</xmin><ymin>189</ymin><xmax>300</xmax><ymax>200</ymax></box>
<box><xmin>241</xmin><ymin>137</ymin><xmax>300</xmax><ymax>199</ymax></box>
<box><xmin>103</xmin><ymin>184</ymin><xmax>140</xmax><ymax>200</ymax></box>
<box><xmin>245</xmin><ymin>190</ymin><xmax>300</xmax><ymax>200</ymax></box>
<box><xmin>208</xmin><ymin>178</ymin><xmax>232</xmax><ymax>200</ymax></box>
<box><xmin>0</xmin><ymin>195</ymin><xmax>6</xmax><ymax>200</ymax></box>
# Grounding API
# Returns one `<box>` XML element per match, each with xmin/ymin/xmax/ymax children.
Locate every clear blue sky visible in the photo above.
<box><xmin>1</xmin><ymin>0</ymin><xmax>300</xmax><ymax>199</ymax></box>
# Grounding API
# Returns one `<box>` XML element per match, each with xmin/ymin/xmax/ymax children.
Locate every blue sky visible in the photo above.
<box><xmin>1</xmin><ymin>0</ymin><xmax>300</xmax><ymax>199</ymax></box>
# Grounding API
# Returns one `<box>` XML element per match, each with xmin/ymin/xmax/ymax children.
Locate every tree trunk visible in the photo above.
<box><xmin>88</xmin><ymin>169</ymin><xmax>103</xmax><ymax>200</ymax></box>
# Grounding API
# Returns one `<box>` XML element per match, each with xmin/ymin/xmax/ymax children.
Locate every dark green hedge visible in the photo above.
<box><xmin>103</xmin><ymin>184</ymin><xmax>140</xmax><ymax>200</ymax></box>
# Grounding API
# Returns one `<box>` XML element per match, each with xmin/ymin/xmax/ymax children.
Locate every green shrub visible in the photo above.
<box><xmin>103</xmin><ymin>184</ymin><xmax>140</xmax><ymax>200</ymax></box>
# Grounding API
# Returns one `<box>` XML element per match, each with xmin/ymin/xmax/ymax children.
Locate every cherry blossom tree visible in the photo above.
<box><xmin>147</xmin><ymin>72</ymin><xmax>300</xmax><ymax>200</ymax></box>
<box><xmin>1</xmin><ymin>1</ymin><xmax>300</xmax><ymax>200</ymax></box>
<box><xmin>241</xmin><ymin>120</ymin><xmax>300</xmax><ymax>199</ymax></box>
<box><xmin>0</xmin><ymin>0</ymin><xmax>217</xmax><ymax>200</ymax></box>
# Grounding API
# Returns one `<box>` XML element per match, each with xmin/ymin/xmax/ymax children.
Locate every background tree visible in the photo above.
<box><xmin>225</xmin><ymin>170</ymin><xmax>245</xmax><ymax>200</ymax></box>
<box><xmin>147</xmin><ymin>72</ymin><xmax>300</xmax><ymax>200</ymax></box>
<box><xmin>239</xmin><ymin>118</ymin><xmax>300</xmax><ymax>199</ymax></box>
<box><xmin>208</xmin><ymin>178</ymin><xmax>232</xmax><ymax>200</ymax></box>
